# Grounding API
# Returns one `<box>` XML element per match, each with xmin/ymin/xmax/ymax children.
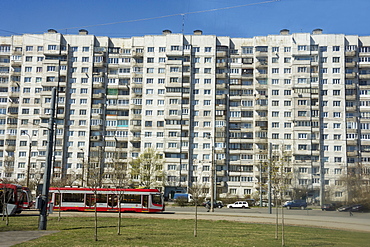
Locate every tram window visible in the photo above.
<box><xmin>0</xmin><ymin>188</ymin><xmax>15</xmax><ymax>204</ymax></box>
<box><xmin>54</xmin><ymin>193</ymin><xmax>61</xmax><ymax>206</ymax></box>
<box><xmin>62</xmin><ymin>193</ymin><xmax>84</xmax><ymax>202</ymax></box>
<box><xmin>96</xmin><ymin>194</ymin><xmax>107</xmax><ymax>203</ymax></box>
<box><xmin>152</xmin><ymin>194</ymin><xmax>162</xmax><ymax>205</ymax></box>
<box><xmin>122</xmin><ymin>194</ymin><xmax>141</xmax><ymax>204</ymax></box>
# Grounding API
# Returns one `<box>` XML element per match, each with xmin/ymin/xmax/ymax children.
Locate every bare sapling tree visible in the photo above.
<box><xmin>86</xmin><ymin>147</ymin><xmax>105</xmax><ymax>241</ymax></box>
<box><xmin>108</xmin><ymin>146</ymin><xmax>131</xmax><ymax>235</ymax></box>
<box><xmin>0</xmin><ymin>184</ymin><xmax>11</xmax><ymax>225</ymax></box>
<box><xmin>188</xmin><ymin>179</ymin><xmax>206</xmax><ymax>237</ymax></box>
<box><xmin>269</xmin><ymin>149</ymin><xmax>292</xmax><ymax>246</ymax></box>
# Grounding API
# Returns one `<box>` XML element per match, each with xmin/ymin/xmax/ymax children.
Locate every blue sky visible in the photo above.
<box><xmin>2</xmin><ymin>0</ymin><xmax>370</xmax><ymax>38</ymax></box>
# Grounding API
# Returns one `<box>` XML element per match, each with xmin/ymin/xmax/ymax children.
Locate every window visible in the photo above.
<box><xmin>333</xmin><ymin>79</ymin><xmax>340</xmax><ymax>84</ymax></box>
<box><xmin>333</xmin><ymin>46</ymin><xmax>340</xmax><ymax>51</ymax></box>
<box><xmin>298</xmin><ymin>45</ymin><xmax>307</xmax><ymax>51</ymax></box>
<box><xmin>171</xmin><ymin>46</ymin><xmax>180</xmax><ymax>51</ymax></box>
<box><xmin>333</xmin><ymin>90</ymin><xmax>341</xmax><ymax>96</ymax></box>
<box><xmin>333</xmin><ymin>68</ymin><xmax>340</xmax><ymax>73</ymax></box>
<box><xmin>272</xmin><ymin>68</ymin><xmax>279</xmax><ymax>74</ymax></box>
<box><xmin>48</xmin><ymin>45</ymin><xmax>57</xmax><ymax>50</ymax></box>
<box><xmin>334</xmin><ymin>134</ymin><xmax>341</xmax><ymax>140</ymax></box>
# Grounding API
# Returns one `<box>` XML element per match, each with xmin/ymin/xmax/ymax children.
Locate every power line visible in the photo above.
<box><xmin>54</xmin><ymin>0</ymin><xmax>281</xmax><ymax>32</ymax></box>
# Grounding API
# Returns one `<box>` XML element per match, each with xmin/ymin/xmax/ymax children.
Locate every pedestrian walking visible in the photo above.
<box><xmin>206</xmin><ymin>203</ymin><xmax>210</xmax><ymax>212</ymax></box>
<box><xmin>349</xmin><ymin>208</ymin><xmax>353</xmax><ymax>217</ymax></box>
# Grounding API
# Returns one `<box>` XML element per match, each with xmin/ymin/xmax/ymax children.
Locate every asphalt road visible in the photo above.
<box><xmin>172</xmin><ymin>205</ymin><xmax>370</xmax><ymax>219</ymax></box>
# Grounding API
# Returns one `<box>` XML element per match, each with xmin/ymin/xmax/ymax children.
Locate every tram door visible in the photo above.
<box><xmin>142</xmin><ymin>195</ymin><xmax>149</xmax><ymax>210</ymax></box>
<box><xmin>85</xmin><ymin>194</ymin><xmax>95</xmax><ymax>208</ymax></box>
<box><xmin>108</xmin><ymin>194</ymin><xmax>118</xmax><ymax>208</ymax></box>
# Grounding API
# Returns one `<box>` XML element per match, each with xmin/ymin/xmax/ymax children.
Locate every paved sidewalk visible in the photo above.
<box><xmin>0</xmin><ymin>231</ymin><xmax>58</xmax><ymax>247</ymax></box>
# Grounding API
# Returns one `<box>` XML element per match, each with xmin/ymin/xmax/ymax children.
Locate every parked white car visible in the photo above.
<box><xmin>227</xmin><ymin>201</ymin><xmax>249</xmax><ymax>208</ymax></box>
<box><xmin>256</xmin><ymin>201</ymin><xmax>275</xmax><ymax>207</ymax></box>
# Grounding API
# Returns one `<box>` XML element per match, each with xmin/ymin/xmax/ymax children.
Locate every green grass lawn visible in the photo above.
<box><xmin>1</xmin><ymin>215</ymin><xmax>370</xmax><ymax>247</ymax></box>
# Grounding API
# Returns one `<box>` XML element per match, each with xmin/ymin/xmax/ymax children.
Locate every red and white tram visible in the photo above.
<box><xmin>0</xmin><ymin>183</ymin><xmax>24</xmax><ymax>215</ymax></box>
<box><xmin>49</xmin><ymin>187</ymin><xmax>165</xmax><ymax>213</ymax></box>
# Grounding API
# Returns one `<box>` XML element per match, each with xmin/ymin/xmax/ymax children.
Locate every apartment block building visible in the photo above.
<box><xmin>0</xmin><ymin>28</ymin><xmax>369</xmax><ymax>203</ymax></box>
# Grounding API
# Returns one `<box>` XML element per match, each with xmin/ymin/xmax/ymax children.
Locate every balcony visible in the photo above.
<box><xmin>345</xmin><ymin>72</ymin><xmax>357</xmax><ymax>79</ymax></box>
<box><xmin>216</xmin><ymin>62</ymin><xmax>227</xmax><ymax>68</ymax></box>
<box><xmin>345</xmin><ymin>95</ymin><xmax>356</xmax><ymax>101</ymax></box>
<box><xmin>93</xmin><ymin>93</ymin><xmax>104</xmax><ymax>99</ymax></box>
<box><xmin>254</xmin><ymin>51</ymin><xmax>268</xmax><ymax>57</ymax></box>
<box><xmin>4</xmin><ymin>144</ymin><xmax>15</xmax><ymax>152</ymax></box>
<box><xmin>346</xmin><ymin>106</ymin><xmax>357</xmax><ymax>112</ymax></box>
<box><xmin>91</xmin><ymin>125</ymin><xmax>102</xmax><ymax>131</ymax></box>
<box><xmin>216</xmin><ymin>170</ymin><xmax>227</xmax><ymax>177</ymax></box>
<box><xmin>216</xmin><ymin>83</ymin><xmax>227</xmax><ymax>89</ymax></box>
<box><xmin>93</xmin><ymin>82</ymin><xmax>105</xmax><ymax>89</ymax></box>
<box><xmin>345</xmin><ymin>51</ymin><xmax>356</xmax><ymax>56</ymax></box>
<box><xmin>346</xmin><ymin>61</ymin><xmax>356</xmax><ymax>67</ymax></box>
<box><xmin>10</xmin><ymin>60</ymin><xmax>21</xmax><ymax>66</ymax></box>
<box><xmin>255</xmin><ymin>72</ymin><xmax>268</xmax><ymax>79</ymax></box>
<box><xmin>43</xmin><ymin>49</ymin><xmax>61</xmax><ymax>56</ymax></box>
<box><xmin>347</xmin><ymin>151</ymin><xmax>358</xmax><ymax>157</ymax></box>
<box><xmin>131</xmin><ymin>114</ymin><xmax>141</xmax><ymax>120</ymax></box>
<box><xmin>359</xmin><ymin>74</ymin><xmax>370</xmax><ymax>79</ymax></box>
<box><xmin>94</xmin><ymin>62</ymin><xmax>106</xmax><ymax>67</ymax></box>
<box><xmin>359</xmin><ymin>63</ymin><xmax>370</xmax><ymax>68</ymax></box>
<box><xmin>216</xmin><ymin>51</ymin><xmax>227</xmax><ymax>57</ymax></box>
<box><xmin>91</xmin><ymin>103</ymin><xmax>104</xmax><ymax>108</ymax></box>
<box><xmin>132</xmin><ymin>50</ymin><xmax>144</xmax><ymax>57</ymax></box>
<box><xmin>90</xmin><ymin>136</ymin><xmax>102</xmax><ymax>141</ymax></box>
<box><xmin>56</xmin><ymin>113</ymin><xmax>65</xmax><ymax>118</ymax></box>
<box><xmin>130</xmin><ymin>125</ymin><xmax>142</xmax><ymax>131</ymax></box>
<box><xmin>345</xmin><ymin>83</ymin><xmax>356</xmax><ymax>89</ymax></box>
<box><xmin>216</xmin><ymin>73</ymin><xmax>227</xmax><ymax>79</ymax></box>
<box><xmin>255</xmin><ymin>61</ymin><xmax>268</xmax><ymax>68</ymax></box>
<box><xmin>166</xmin><ymin>59</ymin><xmax>183</xmax><ymax>66</ymax></box>
<box><xmin>93</xmin><ymin>72</ymin><xmax>105</xmax><ymax>77</ymax></box>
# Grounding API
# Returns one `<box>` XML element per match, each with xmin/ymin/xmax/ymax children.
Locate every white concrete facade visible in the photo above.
<box><xmin>0</xmin><ymin>29</ymin><xmax>369</xmax><ymax>203</ymax></box>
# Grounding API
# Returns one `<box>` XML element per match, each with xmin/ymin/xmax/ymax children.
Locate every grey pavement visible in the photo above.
<box><xmin>0</xmin><ymin>230</ymin><xmax>58</xmax><ymax>247</ymax></box>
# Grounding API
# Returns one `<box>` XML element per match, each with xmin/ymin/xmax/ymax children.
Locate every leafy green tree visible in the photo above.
<box><xmin>130</xmin><ymin>148</ymin><xmax>164</xmax><ymax>189</ymax></box>
<box><xmin>342</xmin><ymin>163</ymin><xmax>370</xmax><ymax>208</ymax></box>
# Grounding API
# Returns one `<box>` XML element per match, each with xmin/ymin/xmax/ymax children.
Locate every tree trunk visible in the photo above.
<box><xmin>117</xmin><ymin>195</ymin><xmax>122</xmax><ymax>235</ymax></box>
<box><xmin>194</xmin><ymin>203</ymin><xmax>198</xmax><ymax>237</ymax></box>
<box><xmin>94</xmin><ymin>193</ymin><xmax>98</xmax><ymax>241</ymax></box>
<box><xmin>275</xmin><ymin>194</ymin><xmax>278</xmax><ymax>240</ymax></box>
<box><xmin>281</xmin><ymin>200</ymin><xmax>285</xmax><ymax>246</ymax></box>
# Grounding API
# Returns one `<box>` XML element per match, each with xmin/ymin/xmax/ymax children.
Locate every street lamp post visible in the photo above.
<box><xmin>210</xmin><ymin>143</ymin><xmax>215</xmax><ymax>212</ymax></box>
<box><xmin>259</xmin><ymin>158</ymin><xmax>263</xmax><ymax>207</ymax></box>
<box><xmin>39</xmin><ymin>87</ymin><xmax>57</xmax><ymax>230</ymax></box>
<box><xmin>80</xmin><ymin>148</ymin><xmax>85</xmax><ymax>187</ymax></box>
<box><xmin>268</xmin><ymin>143</ymin><xmax>272</xmax><ymax>214</ymax></box>
<box><xmin>21</xmin><ymin>131</ymin><xmax>32</xmax><ymax>189</ymax></box>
